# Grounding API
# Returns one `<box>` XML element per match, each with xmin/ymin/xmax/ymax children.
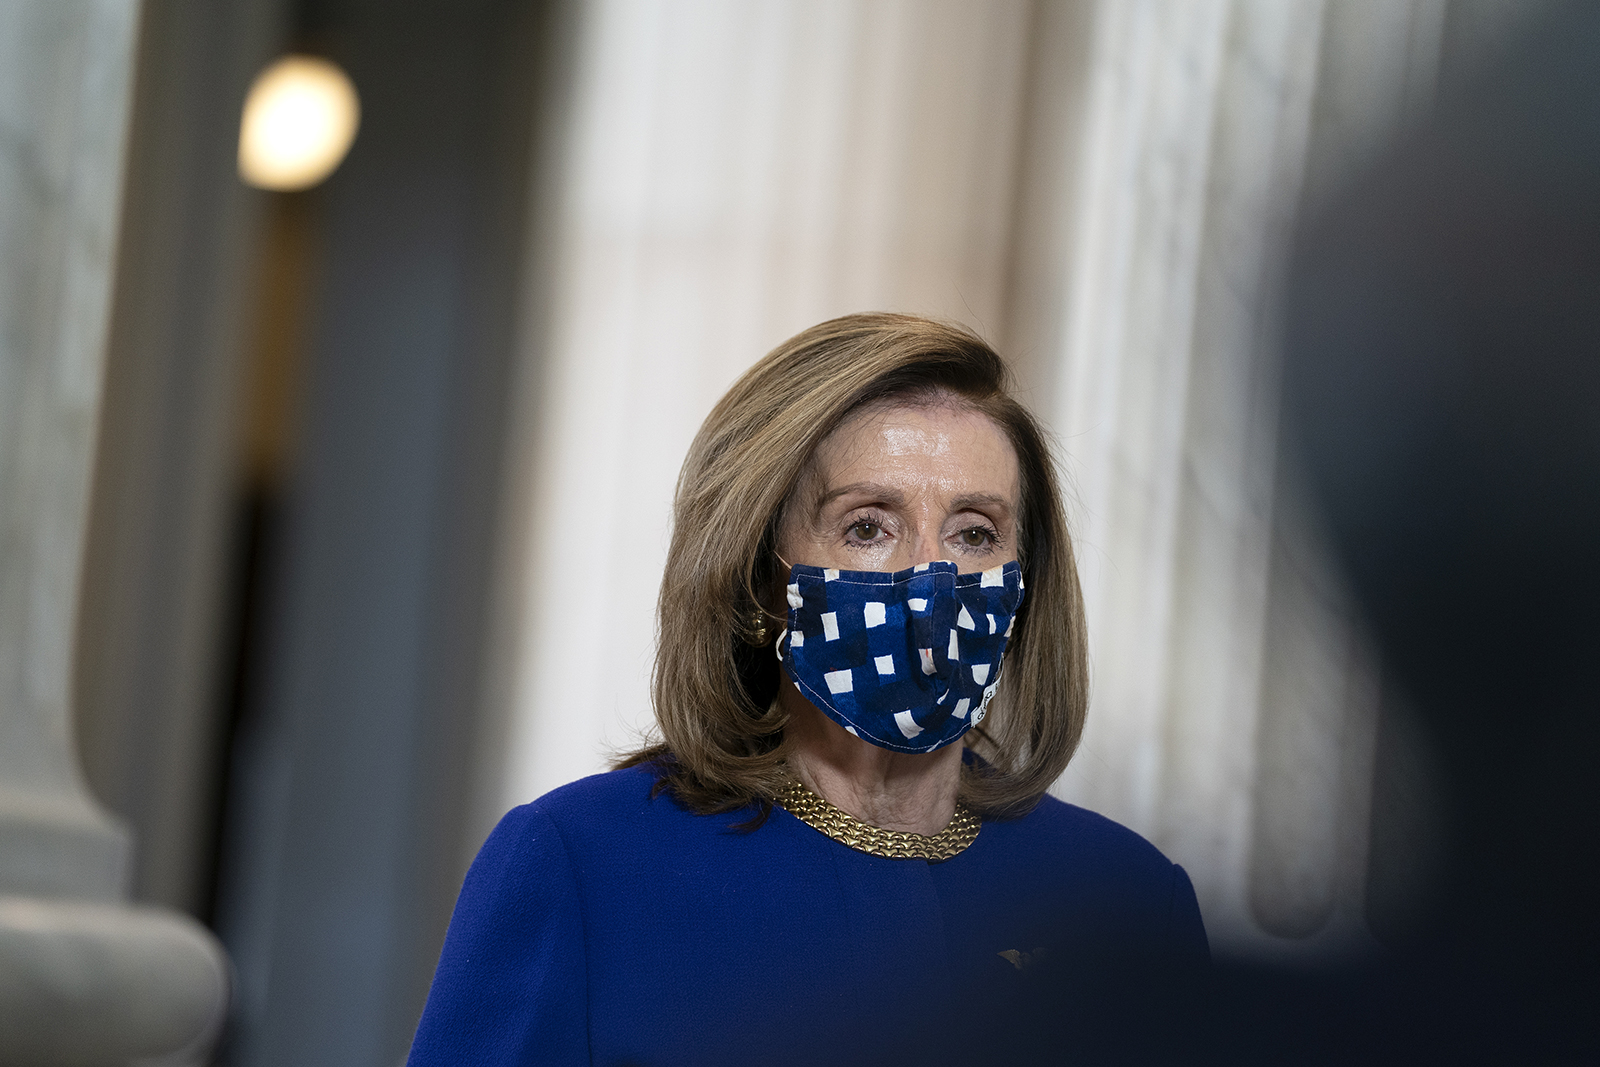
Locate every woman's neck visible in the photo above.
<box><xmin>779</xmin><ymin>691</ymin><xmax>964</xmax><ymax>836</ymax></box>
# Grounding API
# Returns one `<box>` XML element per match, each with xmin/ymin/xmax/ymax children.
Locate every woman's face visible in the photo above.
<box><xmin>777</xmin><ymin>400</ymin><xmax>1020</xmax><ymax>574</ymax></box>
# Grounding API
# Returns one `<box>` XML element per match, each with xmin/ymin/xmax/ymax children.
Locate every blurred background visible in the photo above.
<box><xmin>2</xmin><ymin>0</ymin><xmax>1595</xmax><ymax>1063</ymax></box>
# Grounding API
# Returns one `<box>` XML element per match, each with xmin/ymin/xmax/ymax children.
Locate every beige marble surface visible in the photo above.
<box><xmin>1041</xmin><ymin>0</ymin><xmax>1374</xmax><ymax>957</ymax></box>
<box><xmin>0</xmin><ymin>0</ymin><xmax>135</xmax><ymax>905</ymax></box>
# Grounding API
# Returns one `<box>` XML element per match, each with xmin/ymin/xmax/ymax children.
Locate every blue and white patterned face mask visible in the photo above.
<box><xmin>775</xmin><ymin>559</ymin><xmax>1025</xmax><ymax>753</ymax></box>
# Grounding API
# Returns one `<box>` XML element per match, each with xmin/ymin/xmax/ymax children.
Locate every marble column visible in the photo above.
<box><xmin>1039</xmin><ymin>0</ymin><xmax>1358</xmax><ymax>956</ymax></box>
<box><xmin>1039</xmin><ymin>0</ymin><xmax>1457</xmax><ymax>956</ymax></box>
<box><xmin>0</xmin><ymin>1</ymin><xmax>228</xmax><ymax>1061</ymax></box>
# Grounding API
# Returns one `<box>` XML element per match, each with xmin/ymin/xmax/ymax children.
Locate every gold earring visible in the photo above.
<box><xmin>746</xmin><ymin>608</ymin><xmax>773</xmax><ymax>647</ymax></box>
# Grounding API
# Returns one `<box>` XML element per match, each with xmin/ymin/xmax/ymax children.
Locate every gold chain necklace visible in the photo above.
<box><xmin>773</xmin><ymin>778</ymin><xmax>980</xmax><ymax>862</ymax></box>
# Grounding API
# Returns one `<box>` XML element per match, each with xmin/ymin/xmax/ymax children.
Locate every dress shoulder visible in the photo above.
<box><xmin>1018</xmin><ymin>792</ymin><xmax>1179</xmax><ymax>871</ymax></box>
<box><xmin>514</xmin><ymin>763</ymin><xmax>689</xmax><ymax>840</ymax></box>
<box><xmin>524</xmin><ymin>763</ymin><xmax>663</xmax><ymax>816</ymax></box>
<box><xmin>977</xmin><ymin>791</ymin><xmax>1210</xmax><ymax>961</ymax></box>
<box><xmin>407</xmin><ymin>801</ymin><xmax>592</xmax><ymax>1065</ymax></box>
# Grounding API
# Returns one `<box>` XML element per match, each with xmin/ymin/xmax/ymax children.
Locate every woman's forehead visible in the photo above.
<box><xmin>806</xmin><ymin>401</ymin><xmax>1020</xmax><ymax>501</ymax></box>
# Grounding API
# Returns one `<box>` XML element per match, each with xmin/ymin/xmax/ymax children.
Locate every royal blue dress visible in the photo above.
<box><xmin>407</xmin><ymin>765</ymin><xmax>1209</xmax><ymax>1066</ymax></box>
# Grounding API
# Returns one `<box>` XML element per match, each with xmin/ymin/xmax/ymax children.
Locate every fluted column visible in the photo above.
<box><xmin>1041</xmin><ymin>0</ymin><xmax>1452</xmax><ymax>955</ymax></box>
<box><xmin>0</xmin><ymin>1</ymin><xmax>228</xmax><ymax>1061</ymax></box>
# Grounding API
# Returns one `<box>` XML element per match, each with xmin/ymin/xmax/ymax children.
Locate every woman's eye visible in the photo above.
<box><xmin>848</xmin><ymin>522</ymin><xmax>882</xmax><ymax>541</ymax></box>
<box><xmin>958</xmin><ymin>527</ymin><xmax>992</xmax><ymax>548</ymax></box>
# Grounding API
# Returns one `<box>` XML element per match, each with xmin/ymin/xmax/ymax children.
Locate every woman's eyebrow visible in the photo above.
<box><xmin>816</xmin><ymin>482</ymin><xmax>907</xmax><ymax>509</ymax></box>
<box><xmin>815</xmin><ymin>485</ymin><xmax>1014</xmax><ymax>517</ymax></box>
<box><xmin>951</xmin><ymin>493</ymin><xmax>1014</xmax><ymax>515</ymax></box>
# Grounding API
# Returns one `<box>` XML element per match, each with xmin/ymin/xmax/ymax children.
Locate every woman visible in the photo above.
<box><xmin>407</xmin><ymin>314</ymin><xmax>1209</xmax><ymax>1066</ymax></box>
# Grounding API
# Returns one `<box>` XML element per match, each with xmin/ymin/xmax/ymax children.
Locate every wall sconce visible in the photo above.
<box><xmin>238</xmin><ymin>55</ymin><xmax>360</xmax><ymax>191</ymax></box>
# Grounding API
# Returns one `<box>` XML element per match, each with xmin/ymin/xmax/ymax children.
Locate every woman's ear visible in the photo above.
<box><xmin>738</xmin><ymin>544</ymin><xmax>785</xmax><ymax>647</ymax></box>
<box><xmin>758</xmin><ymin>563</ymin><xmax>787</xmax><ymax>637</ymax></box>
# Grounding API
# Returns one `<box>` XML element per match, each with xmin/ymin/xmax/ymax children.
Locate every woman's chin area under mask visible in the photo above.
<box><xmin>781</xmin><ymin>696</ymin><xmax>966</xmax><ymax>836</ymax></box>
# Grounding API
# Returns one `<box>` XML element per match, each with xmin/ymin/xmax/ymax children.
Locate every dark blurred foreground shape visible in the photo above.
<box><xmin>1228</xmin><ymin>0</ymin><xmax>1600</xmax><ymax>1061</ymax></box>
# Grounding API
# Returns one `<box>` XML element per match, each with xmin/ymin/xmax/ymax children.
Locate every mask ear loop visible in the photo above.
<box><xmin>770</xmin><ymin>552</ymin><xmax>795</xmax><ymax>659</ymax></box>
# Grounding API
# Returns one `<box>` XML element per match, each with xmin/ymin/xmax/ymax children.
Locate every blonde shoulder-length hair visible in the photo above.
<box><xmin>618</xmin><ymin>312</ymin><xmax>1087</xmax><ymax>819</ymax></box>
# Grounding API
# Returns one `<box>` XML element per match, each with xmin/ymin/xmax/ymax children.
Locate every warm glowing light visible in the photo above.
<box><xmin>238</xmin><ymin>55</ymin><xmax>360</xmax><ymax>191</ymax></box>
